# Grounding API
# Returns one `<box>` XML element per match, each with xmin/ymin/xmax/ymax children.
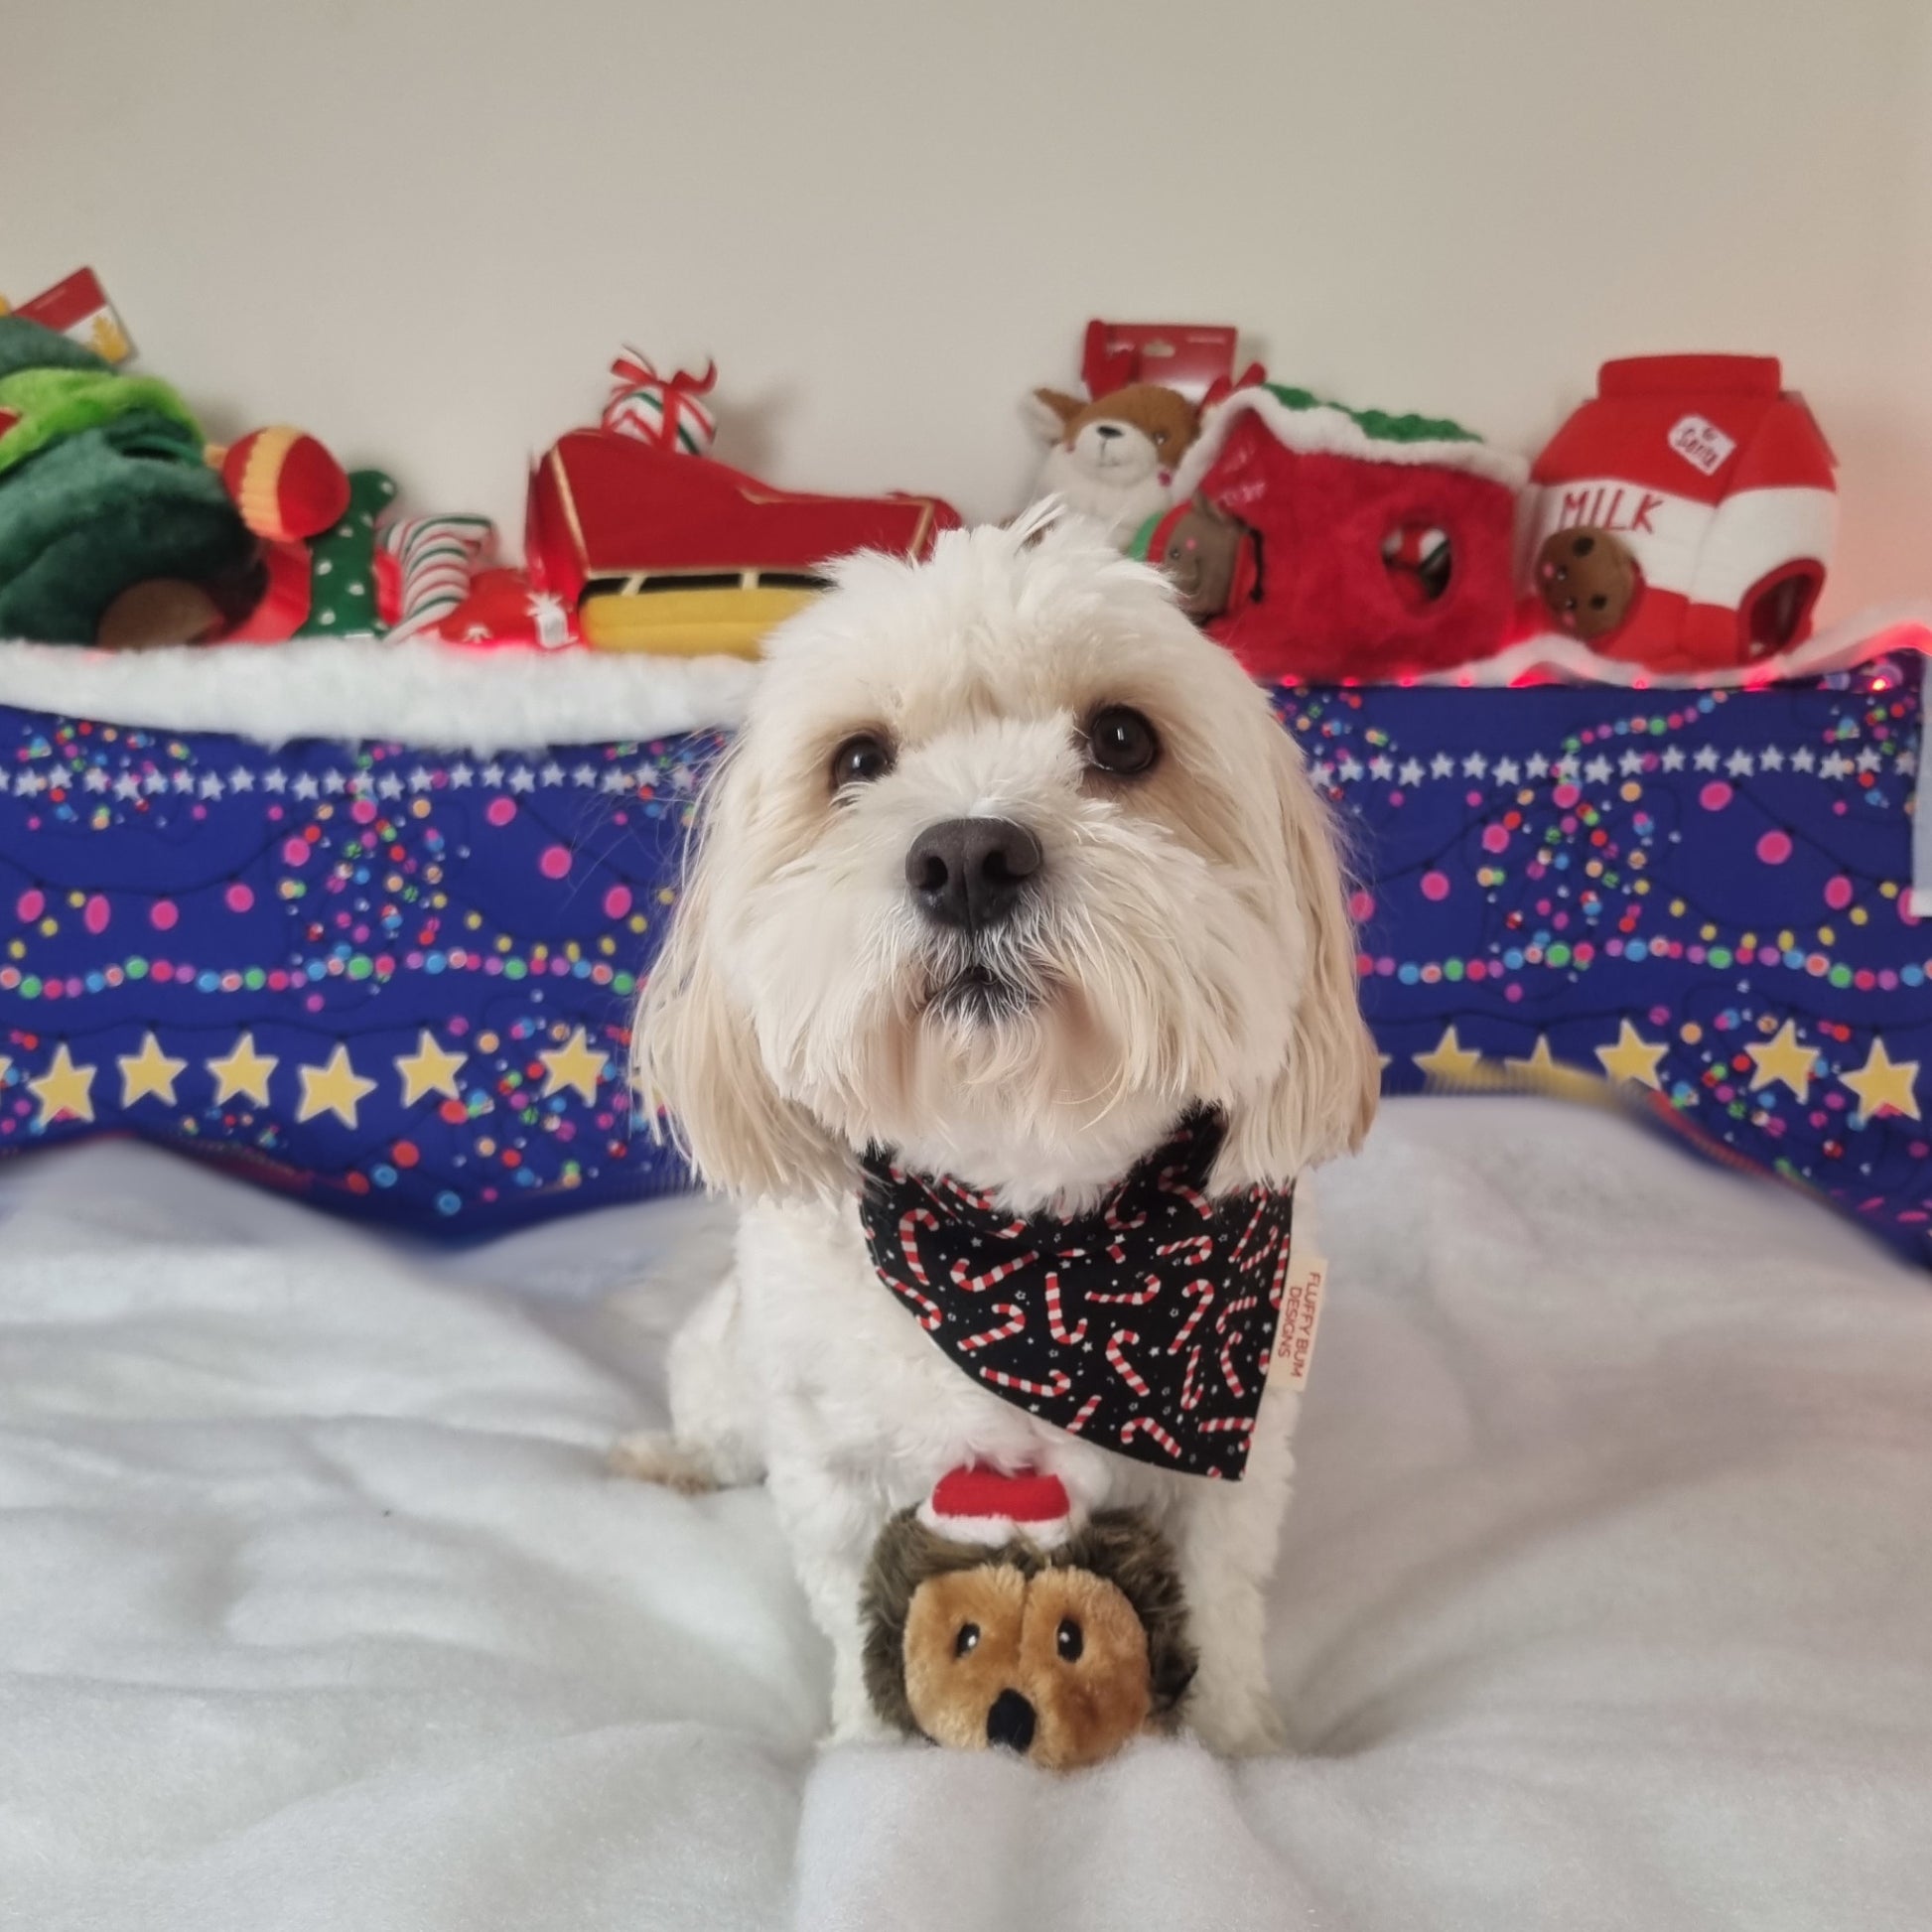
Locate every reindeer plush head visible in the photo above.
<box><xmin>1024</xmin><ymin>383</ymin><xmax>1201</xmax><ymax>539</ymax></box>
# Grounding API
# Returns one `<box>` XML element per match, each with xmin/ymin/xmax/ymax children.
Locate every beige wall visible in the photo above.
<box><xmin>10</xmin><ymin>0</ymin><xmax>1928</xmax><ymax>619</ymax></box>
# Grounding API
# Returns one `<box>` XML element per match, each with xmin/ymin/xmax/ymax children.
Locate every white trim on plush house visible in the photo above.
<box><xmin>0</xmin><ymin>637</ymin><xmax>757</xmax><ymax>753</ymax></box>
<box><xmin>1436</xmin><ymin>603</ymin><xmax>1932</xmax><ymax>689</ymax></box>
<box><xmin>1170</xmin><ymin>386</ymin><xmax>1533</xmax><ymax>502</ymax></box>
<box><xmin>0</xmin><ymin>598</ymin><xmax>1922</xmax><ymax>747</ymax></box>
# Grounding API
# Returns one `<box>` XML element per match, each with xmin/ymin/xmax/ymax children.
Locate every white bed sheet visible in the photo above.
<box><xmin>1</xmin><ymin>1098</ymin><xmax>1927</xmax><ymax>1931</ymax></box>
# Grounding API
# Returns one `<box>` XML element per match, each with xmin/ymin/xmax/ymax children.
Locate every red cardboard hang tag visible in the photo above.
<box><xmin>1081</xmin><ymin>320</ymin><xmax>1242</xmax><ymax>402</ymax></box>
<box><xmin>10</xmin><ymin>268</ymin><xmax>135</xmax><ymax>364</ymax></box>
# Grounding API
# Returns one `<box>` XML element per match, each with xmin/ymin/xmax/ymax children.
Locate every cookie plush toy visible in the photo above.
<box><xmin>1534</xmin><ymin>526</ymin><xmax>1641</xmax><ymax>641</ymax></box>
<box><xmin>861</xmin><ymin>1466</ymin><xmax>1196</xmax><ymax>1770</ymax></box>
<box><xmin>1130</xmin><ymin>493</ymin><xmax>1256</xmax><ymax>621</ymax></box>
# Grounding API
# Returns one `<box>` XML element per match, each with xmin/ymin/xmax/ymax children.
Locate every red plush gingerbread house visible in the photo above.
<box><xmin>1520</xmin><ymin>355</ymin><xmax>1838</xmax><ymax>676</ymax></box>
<box><xmin>1166</xmin><ymin>384</ymin><xmax>1528</xmax><ymax>684</ymax></box>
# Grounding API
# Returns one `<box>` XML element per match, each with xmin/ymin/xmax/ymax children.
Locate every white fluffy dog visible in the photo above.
<box><xmin>614</xmin><ymin>511</ymin><xmax>1376</xmax><ymax>1753</ymax></box>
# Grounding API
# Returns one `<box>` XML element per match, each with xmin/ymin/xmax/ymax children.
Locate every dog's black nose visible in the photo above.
<box><xmin>905</xmin><ymin>817</ymin><xmax>1041</xmax><ymax>930</ymax></box>
<box><xmin>986</xmin><ymin>1688</ymin><xmax>1036</xmax><ymax>1753</ymax></box>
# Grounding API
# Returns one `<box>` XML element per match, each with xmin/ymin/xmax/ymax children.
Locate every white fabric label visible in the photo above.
<box><xmin>1272</xmin><ymin>1248</ymin><xmax>1327</xmax><ymax>1392</ymax></box>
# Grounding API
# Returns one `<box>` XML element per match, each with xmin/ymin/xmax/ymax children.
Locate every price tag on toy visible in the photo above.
<box><xmin>1083</xmin><ymin>320</ymin><xmax>1244</xmax><ymax>402</ymax></box>
<box><xmin>13</xmin><ymin>269</ymin><xmax>135</xmax><ymax>365</ymax></box>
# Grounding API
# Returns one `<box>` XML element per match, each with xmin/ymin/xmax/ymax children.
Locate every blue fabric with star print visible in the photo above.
<box><xmin>0</xmin><ymin>666</ymin><xmax>1926</xmax><ymax>1256</ymax></box>
<box><xmin>1278</xmin><ymin>663</ymin><xmax>1929</xmax><ymax>1266</ymax></box>
<box><xmin>0</xmin><ymin>709</ymin><xmax>722</xmax><ymax>1231</ymax></box>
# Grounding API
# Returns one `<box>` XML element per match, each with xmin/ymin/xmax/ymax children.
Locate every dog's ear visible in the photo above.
<box><xmin>1026</xmin><ymin>388</ymin><xmax>1086</xmax><ymax>445</ymax></box>
<box><xmin>632</xmin><ymin>744</ymin><xmax>850</xmax><ymax>1200</ymax></box>
<box><xmin>1214</xmin><ymin>724</ymin><xmax>1379</xmax><ymax>1191</ymax></box>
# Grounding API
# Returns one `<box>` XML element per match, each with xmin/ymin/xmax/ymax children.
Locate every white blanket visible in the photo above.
<box><xmin>2</xmin><ymin>1099</ymin><xmax>1928</xmax><ymax>1931</ymax></box>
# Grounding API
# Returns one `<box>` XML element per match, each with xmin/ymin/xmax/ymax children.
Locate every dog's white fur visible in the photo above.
<box><xmin>615</xmin><ymin>511</ymin><xmax>1376</xmax><ymax>1752</ymax></box>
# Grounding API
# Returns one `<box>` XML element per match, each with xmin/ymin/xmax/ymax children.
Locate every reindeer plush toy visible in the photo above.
<box><xmin>1025</xmin><ymin>382</ymin><xmax>1201</xmax><ymax>539</ymax></box>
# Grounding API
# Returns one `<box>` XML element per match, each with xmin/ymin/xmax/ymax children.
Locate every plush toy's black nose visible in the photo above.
<box><xmin>905</xmin><ymin>818</ymin><xmax>1041</xmax><ymax>930</ymax></box>
<box><xmin>986</xmin><ymin>1688</ymin><xmax>1036</xmax><ymax>1753</ymax></box>
<box><xmin>1093</xmin><ymin>423</ymin><xmax>1124</xmax><ymax>440</ymax></box>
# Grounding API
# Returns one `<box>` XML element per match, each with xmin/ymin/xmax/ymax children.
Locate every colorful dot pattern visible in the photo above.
<box><xmin>1276</xmin><ymin>658</ymin><xmax>1932</xmax><ymax>1265</ymax></box>
<box><xmin>2</xmin><ymin>661</ymin><xmax>1927</xmax><ymax>1260</ymax></box>
<box><xmin>0</xmin><ymin>699</ymin><xmax>723</xmax><ymax>1231</ymax></box>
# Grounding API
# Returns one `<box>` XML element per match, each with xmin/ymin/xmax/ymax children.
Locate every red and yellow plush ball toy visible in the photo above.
<box><xmin>216</xmin><ymin>427</ymin><xmax>350</xmax><ymax>545</ymax></box>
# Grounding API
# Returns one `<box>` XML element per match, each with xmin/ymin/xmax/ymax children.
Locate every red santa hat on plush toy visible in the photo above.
<box><xmin>918</xmin><ymin>1465</ymin><xmax>1077</xmax><ymax>1549</ymax></box>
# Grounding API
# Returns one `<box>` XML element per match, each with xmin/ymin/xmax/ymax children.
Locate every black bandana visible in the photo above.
<box><xmin>858</xmin><ymin>1112</ymin><xmax>1294</xmax><ymax>1479</ymax></box>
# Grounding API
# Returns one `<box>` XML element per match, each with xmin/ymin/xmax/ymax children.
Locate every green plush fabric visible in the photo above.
<box><xmin>0</xmin><ymin>315</ymin><xmax>110</xmax><ymax>382</ymax></box>
<box><xmin>0</xmin><ymin>414</ymin><xmax>259</xmax><ymax>644</ymax></box>
<box><xmin>0</xmin><ymin>366</ymin><xmax>204</xmax><ymax>480</ymax></box>
<box><xmin>1263</xmin><ymin>382</ymin><xmax>1479</xmax><ymax>447</ymax></box>
<box><xmin>300</xmin><ymin>469</ymin><xmax>396</xmax><ymax>636</ymax></box>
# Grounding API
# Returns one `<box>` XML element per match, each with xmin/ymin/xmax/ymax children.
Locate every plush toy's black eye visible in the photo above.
<box><xmin>830</xmin><ymin>733</ymin><xmax>895</xmax><ymax>791</ymax></box>
<box><xmin>1056</xmin><ymin>1616</ymin><xmax>1084</xmax><ymax>1662</ymax></box>
<box><xmin>955</xmin><ymin>1622</ymin><xmax>980</xmax><ymax>1657</ymax></box>
<box><xmin>1086</xmin><ymin>707</ymin><xmax>1160</xmax><ymax>778</ymax></box>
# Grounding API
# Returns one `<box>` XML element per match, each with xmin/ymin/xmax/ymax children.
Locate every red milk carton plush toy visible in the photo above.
<box><xmin>1522</xmin><ymin>355</ymin><xmax>1838</xmax><ymax>676</ymax></box>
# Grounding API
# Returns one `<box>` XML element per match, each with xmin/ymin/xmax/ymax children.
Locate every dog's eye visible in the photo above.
<box><xmin>1085</xmin><ymin>706</ymin><xmax>1160</xmax><ymax>778</ymax></box>
<box><xmin>829</xmin><ymin>733</ymin><xmax>895</xmax><ymax>792</ymax></box>
<box><xmin>955</xmin><ymin>1622</ymin><xmax>980</xmax><ymax>1657</ymax></box>
<box><xmin>1056</xmin><ymin>1616</ymin><xmax>1083</xmax><ymax>1662</ymax></box>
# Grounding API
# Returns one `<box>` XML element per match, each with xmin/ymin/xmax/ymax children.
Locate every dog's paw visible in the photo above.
<box><xmin>607</xmin><ymin>1432</ymin><xmax>718</xmax><ymax>1493</ymax></box>
<box><xmin>826</xmin><ymin>1706</ymin><xmax>895</xmax><ymax>1748</ymax></box>
<box><xmin>1186</xmin><ymin>1692</ymin><xmax>1287</xmax><ymax>1759</ymax></box>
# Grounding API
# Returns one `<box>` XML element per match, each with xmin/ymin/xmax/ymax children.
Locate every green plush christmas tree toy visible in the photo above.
<box><xmin>0</xmin><ymin>316</ymin><xmax>264</xmax><ymax>645</ymax></box>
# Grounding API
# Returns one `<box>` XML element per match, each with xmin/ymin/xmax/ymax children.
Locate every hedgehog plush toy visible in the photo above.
<box><xmin>861</xmin><ymin>1466</ymin><xmax>1197</xmax><ymax>1770</ymax></box>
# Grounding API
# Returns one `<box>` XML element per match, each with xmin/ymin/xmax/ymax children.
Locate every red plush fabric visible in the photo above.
<box><xmin>1200</xmin><ymin>415</ymin><xmax>1517</xmax><ymax>683</ymax></box>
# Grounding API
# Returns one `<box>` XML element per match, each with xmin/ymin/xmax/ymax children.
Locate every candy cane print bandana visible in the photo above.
<box><xmin>857</xmin><ymin>1111</ymin><xmax>1295</xmax><ymax>1478</ymax></box>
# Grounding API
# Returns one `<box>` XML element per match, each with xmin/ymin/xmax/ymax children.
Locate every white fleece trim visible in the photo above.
<box><xmin>1172</xmin><ymin>387</ymin><xmax>1532</xmax><ymax>501</ymax></box>
<box><xmin>915</xmin><ymin>1500</ymin><xmax>1072</xmax><ymax>1548</ymax></box>
<box><xmin>0</xmin><ymin>637</ymin><xmax>757</xmax><ymax>752</ymax></box>
<box><xmin>1419</xmin><ymin>602</ymin><xmax>1932</xmax><ymax>690</ymax></box>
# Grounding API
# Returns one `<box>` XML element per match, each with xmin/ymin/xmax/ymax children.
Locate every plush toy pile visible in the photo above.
<box><xmin>0</xmin><ymin>284</ymin><xmax>962</xmax><ymax>658</ymax></box>
<box><xmin>0</xmin><ymin>277</ymin><xmax>1887</xmax><ymax>690</ymax></box>
<box><xmin>1023</xmin><ymin>322</ymin><xmax>1859</xmax><ymax>689</ymax></box>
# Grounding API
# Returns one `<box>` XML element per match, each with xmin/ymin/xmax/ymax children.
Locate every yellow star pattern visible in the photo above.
<box><xmin>1506</xmin><ymin>1035</ymin><xmax>1562</xmax><ymax>1077</ymax></box>
<box><xmin>30</xmin><ymin>1043</ymin><xmax>97</xmax><ymax>1127</ymax></box>
<box><xmin>118</xmin><ymin>1032</ymin><xmax>188</xmax><ymax>1107</ymax></box>
<box><xmin>395</xmin><ymin>1031</ymin><xmax>468</xmax><ymax>1106</ymax></box>
<box><xmin>1745</xmin><ymin>1020</ymin><xmax>1818</xmax><ymax>1101</ymax></box>
<box><xmin>539</xmin><ymin>1027</ymin><xmax>609</xmax><ymax>1104</ymax></box>
<box><xmin>1594</xmin><ymin>1021</ymin><xmax>1668</xmax><ymax>1091</ymax></box>
<box><xmin>297</xmin><ymin>1046</ymin><xmax>377</xmax><ymax>1128</ymax></box>
<box><xmin>208</xmin><ymin>1034</ymin><xmax>278</xmax><ymax>1107</ymax></box>
<box><xmin>1840</xmin><ymin>1037</ymin><xmax>1921</xmax><ymax>1123</ymax></box>
<box><xmin>1412</xmin><ymin>1026</ymin><xmax>1483</xmax><ymax>1084</ymax></box>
